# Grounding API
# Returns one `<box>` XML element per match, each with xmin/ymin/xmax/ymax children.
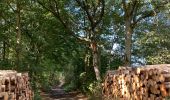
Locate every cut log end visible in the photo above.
<box><xmin>102</xmin><ymin>64</ymin><xmax>170</xmax><ymax>99</ymax></box>
<box><xmin>0</xmin><ymin>70</ymin><xmax>33</xmax><ymax>100</ymax></box>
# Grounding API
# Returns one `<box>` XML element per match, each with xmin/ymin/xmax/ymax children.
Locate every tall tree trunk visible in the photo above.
<box><xmin>16</xmin><ymin>0</ymin><xmax>21</xmax><ymax>69</ymax></box>
<box><xmin>91</xmin><ymin>41</ymin><xmax>101</xmax><ymax>81</ymax></box>
<box><xmin>124</xmin><ymin>17</ymin><xmax>133</xmax><ymax>67</ymax></box>
<box><xmin>3</xmin><ymin>41</ymin><xmax>6</xmax><ymax>60</ymax></box>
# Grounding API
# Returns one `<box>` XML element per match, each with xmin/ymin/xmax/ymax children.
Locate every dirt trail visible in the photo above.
<box><xmin>41</xmin><ymin>86</ymin><xmax>88</xmax><ymax>100</ymax></box>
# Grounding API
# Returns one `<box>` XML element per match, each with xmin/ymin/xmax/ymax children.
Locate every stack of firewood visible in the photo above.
<box><xmin>0</xmin><ymin>70</ymin><xmax>33</xmax><ymax>100</ymax></box>
<box><xmin>102</xmin><ymin>64</ymin><xmax>170</xmax><ymax>100</ymax></box>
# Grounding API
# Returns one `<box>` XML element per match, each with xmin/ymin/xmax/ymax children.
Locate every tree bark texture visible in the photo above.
<box><xmin>124</xmin><ymin>17</ymin><xmax>133</xmax><ymax>67</ymax></box>
<box><xmin>91</xmin><ymin>42</ymin><xmax>101</xmax><ymax>81</ymax></box>
<box><xmin>3</xmin><ymin>41</ymin><xmax>6</xmax><ymax>60</ymax></box>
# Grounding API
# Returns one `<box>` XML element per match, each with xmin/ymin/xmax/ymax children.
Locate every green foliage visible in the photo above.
<box><xmin>134</xmin><ymin>10</ymin><xmax>170</xmax><ymax>65</ymax></box>
<box><xmin>136</xmin><ymin>31</ymin><xmax>170</xmax><ymax>64</ymax></box>
<box><xmin>34</xmin><ymin>90</ymin><xmax>42</xmax><ymax>100</ymax></box>
<box><xmin>0</xmin><ymin>0</ymin><xmax>169</xmax><ymax>98</ymax></box>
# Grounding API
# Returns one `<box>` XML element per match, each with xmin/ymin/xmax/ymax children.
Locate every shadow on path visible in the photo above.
<box><xmin>41</xmin><ymin>86</ymin><xmax>87</xmax><ymax>100</ymax></box>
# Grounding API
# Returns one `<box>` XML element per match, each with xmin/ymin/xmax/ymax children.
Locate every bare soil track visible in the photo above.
<box><xmin>41</xmin><ymin>87</ymin><xmax>88</xmax><ymax>100</ymax></box>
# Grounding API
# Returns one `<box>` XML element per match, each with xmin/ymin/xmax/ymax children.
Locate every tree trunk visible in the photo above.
<box><xmin>16</xmin><ymin>0</ymin><xmax>21</xmax><ymax>69</ymax></box>
<box><xmin>124</xmin><ymin>17</ymin><xmax>133</xmax><ymax>67</ymax></box>
<box><xmin>3</xmin><ymin>41</ymin><xmax>6</xmax><ymax>60</ymax></box>
<box><xmin>91</xmin><ymin>42</ymin><xmax>101</xmax><ymax>81</ymax></box>
<box><xmin>84</xmin><ymin>47</ymin><xmax>91</xmax><ymax>80</ymax></box>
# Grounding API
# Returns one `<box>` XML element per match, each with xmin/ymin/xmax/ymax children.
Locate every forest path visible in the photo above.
<box><xmin>40</xmin><ymin>86</ymin><xmax>88</xmax><ymax>100</ymax></box>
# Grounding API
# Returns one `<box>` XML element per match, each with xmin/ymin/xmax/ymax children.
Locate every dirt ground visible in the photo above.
<box><xmin>40</xmin><ymin>87</ymin><xmax>88</xmax><ymax>100</ymax></box>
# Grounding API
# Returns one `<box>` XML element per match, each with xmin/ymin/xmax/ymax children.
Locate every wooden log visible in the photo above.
<box><xmin>142</xmin><ymin>64</ymin><xmax>170</xmax><ymax>72</ymax></box>
<box><xmin>160</xmin><ymin>83</ymin><xmax>168</xmax><ymax>97</ymax></box>
<box><xmin>0</xmin><ymin>70</ymin><xmax>33</xmax><ymax>100</ymax></box>
<box><xmin>0</xmin><ymin>92</ymin><xmax>8</xmax><ymax>100</ymax></box>
<box><xmin>133</xmin><ymin>75</ymin><xmax>139</xmax><ymax>83</ymax></box>
<box><xmin>102</xmin><ymin>64</ymin><xmax>170</xmax><ymax>99</ymax></box>
<box><xmin>166</xmin><ymin>88</ymin><xmax>170</xmax><ymax>96</ymax></box>
<box><xmin>162</xmin><ymin>74</ymin><xmax>170</xmax><ymax>82</ymax></box>
<box><xmin>159</xmin><ymin>74</ymin><xmax>165</xmax><ymax>83</ymax></box>
<box><xmin>164</xmin><ymin>82</ymin><xmax>170</xmax><ymax>88</ymax></box>
<box><xmin>150</xmin><ymin>94</ymin><xmax>155</xmax><ymax>100</ymax></box>
<box><xmin>150</xmin><ymin>85</ymin><xmax>160</xmax><ymax>94</ymax></box>
<box><xmin>155</xmin><ymin>96</ymin><xmax>164</xmax><ymax>100</ymax></box>
<box><xmin>1</xmin><ymin>85</ymin><xmax>5</xmax><ymax>92</ymax></box>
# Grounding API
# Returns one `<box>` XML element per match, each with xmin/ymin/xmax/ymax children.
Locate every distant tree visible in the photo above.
<box><xmin>112</xmin><ymin>0</ymin><xmax>169</xmax><ymax>66</ymax></box>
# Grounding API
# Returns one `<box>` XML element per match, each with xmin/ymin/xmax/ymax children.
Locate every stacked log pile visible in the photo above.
<box><xmin>102</xmin><ymin>64</ymin><xmax>170</xmax><ymax>100</ymax></box>
<box><xmin>0</xmin><ymin>70</ymin><xmax>33</xmax><ymax>100</ymax></box>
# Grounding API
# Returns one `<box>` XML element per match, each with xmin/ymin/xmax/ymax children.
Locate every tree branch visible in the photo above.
<box><xmin>37</xmin><ymin>0</ymin><xmax>53</xmax><ymax>13</ymax></box>
<box><xmin>132</xmin><ymin>0</ymin><xmax>169</xmax><ymax>27</ymax></box>
<box><xmin>132</xmin><ymin>1</ymin><xmax>139</xmax><ymax>24</ymax></box>
<box><xmin>1</xmin><ymin>13</ymin><xmax>15</xmax><ymax>29</ymax></box>
<box><xmin>130</xmin><ymin>0</ymin><xmax>138</xmax><ymax>16</ymax></box>
<box><xmin>76</xmin><ymin>0</ymin><xmax>104</xmax><ymax>32</ymax></box>
<box><xmin>37</xmin><ymin>0</ymin><xmax>90</xmax><ymax>43</ymax></box>
<box><xmin>122</xmin><ymin>0</ymin><xmax>127</xmax><ymax>12</ymax></box>
<box><xmin>92</xmin><ymin>0</ymin><xmax>105</xmax><ymax>31</ymax></box>
<box><xmin>7</xmin><ymin>1</ymin><xmax>16</xmax><ymax>13</ymax></box>
<box><xmin>132</xmin><ymin>11</ymin><xmax>155</xmax><ymax>27</ymax></box>
<box><xmin>75</xmin><ymin>0</ymin><xmax>94</xmax><ymax>29</ymax></box>
<box><xmin>91</xmin><ymin>1</ymin><xmax>97</xmax><ymax>17</ymax></box>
